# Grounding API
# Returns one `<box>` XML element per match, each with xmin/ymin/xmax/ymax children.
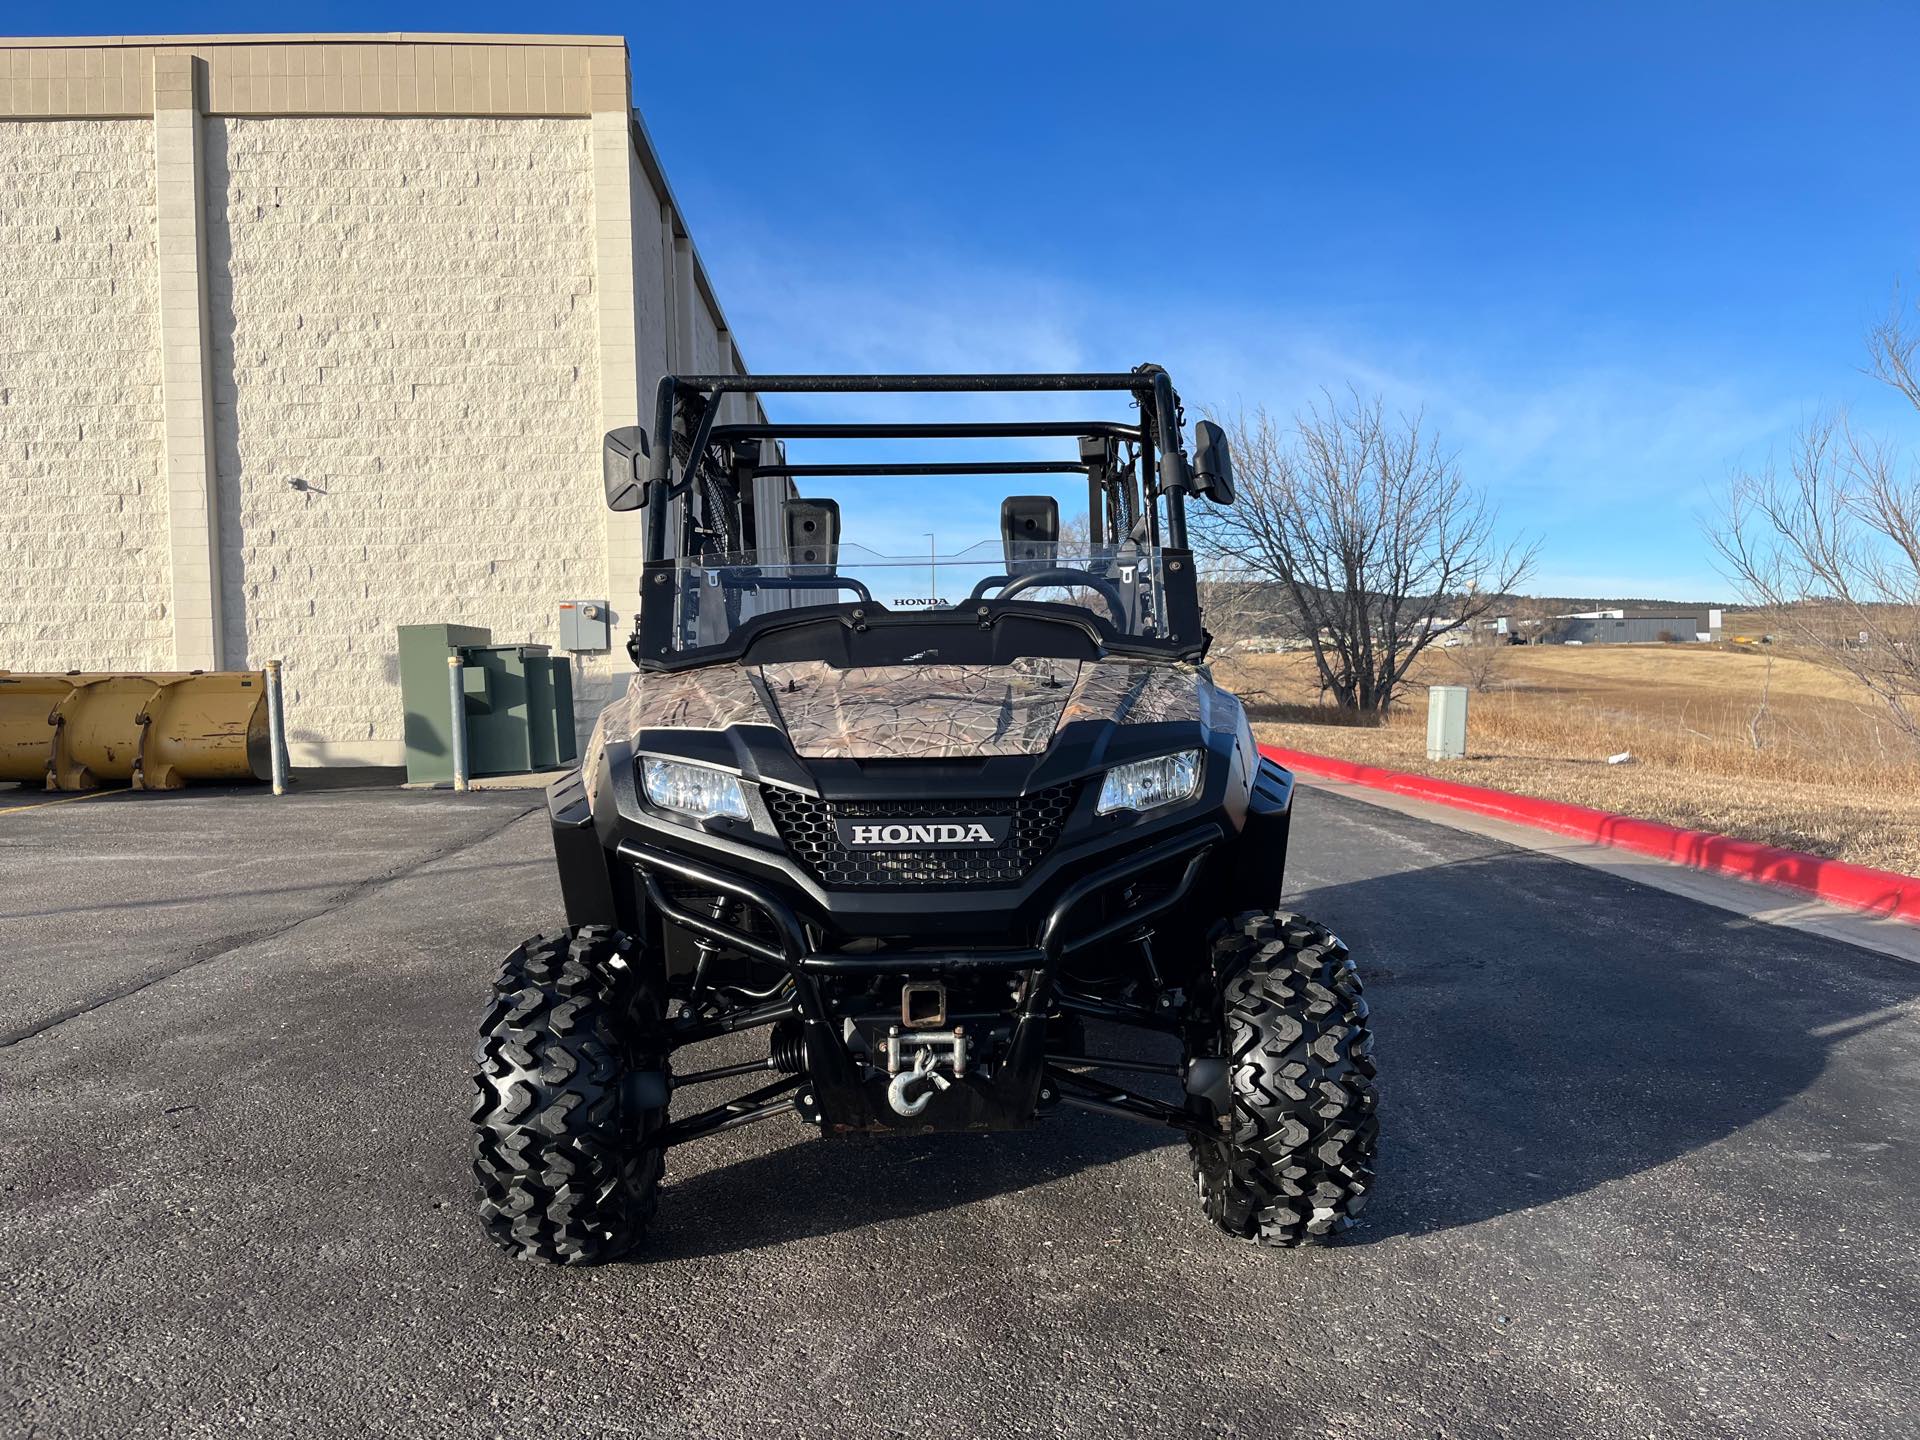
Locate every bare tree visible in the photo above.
<box><xmin>1193</xmin><ymin>390</ymin><xmax>1536</xmax><ymax>715</ymax></box>
<box><xmin>1711</xmin><ymin>299</ymin><xmax>1920</xmax><ymax>744</ymax></box>
<box><xmin>1059</xmin><ymin>511</ymin><xmax>1293</xmax><ymax>654</ymax></box>
<box><xmin>1746</xmin><ymin>655</ymin><xmax>1775</xmax><ymax>752</ymax></box>
<box><xmin>1444</xmin><ymin>630</ymin><xmax>1508</xmax><ymax>692</ymax></box>
<box><xmin>1506</xmin><ymin>596</ymin><xmax>1575</xmax><ymax>644</ymax></box>
<box><xmin>1196</xmin><ymin>575</ymin><xmax>1303</xmax><ymax>653</ymax></box>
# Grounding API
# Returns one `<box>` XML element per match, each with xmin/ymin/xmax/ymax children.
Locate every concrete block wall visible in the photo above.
<box><xmin>0</xmin><ymin>35</ymin><xmax>760</xmax><ymax>768</ymax></box>
<box><xmin>0</xmin><ymin>120</ymin><xmax>173</xmax><ymax>672</ymax></box>
<box><xmin>207</xmin><ymin>116</ymin><xmax>608</xmax><ymax>760</ymax></box>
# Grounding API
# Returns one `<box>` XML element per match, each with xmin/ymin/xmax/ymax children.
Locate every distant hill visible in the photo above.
<box><xmin>1521</xmin><ymin>595</ymin><xmax>1733</xmax><ymax>614</ymax></box>
<box><xmin>1198</xmin><ymin>576</ymin><xmax>1734</xmax><ymax>624</ymax></box>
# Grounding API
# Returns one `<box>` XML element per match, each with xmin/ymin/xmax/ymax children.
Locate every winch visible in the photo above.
<box><xmin>834</xmin><ymin>980</ymin><xmax>1002</xmax><ymax>1116</ymax></box>
<box><xmin>883</xmin><ymin>1025</ymin><xmax>970</xmax><ymax>1116</ymax></box>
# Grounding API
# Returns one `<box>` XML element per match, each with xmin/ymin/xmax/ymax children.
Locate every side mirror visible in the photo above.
<box><xmin>603</xmin><ymin>426</ymin><xmax>649</xmax><ymax>512</ymax></box>
<box><xmin>1190</xmin><ymin>420</ymin><xmax>1234</xmax><ymax>504</ymax></box>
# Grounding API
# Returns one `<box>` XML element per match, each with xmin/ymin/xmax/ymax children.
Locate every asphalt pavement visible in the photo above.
<box><xmin>2</xmin><ymin>780</ymin><xmax>1916</xmax><ymax>1439</ymax></box>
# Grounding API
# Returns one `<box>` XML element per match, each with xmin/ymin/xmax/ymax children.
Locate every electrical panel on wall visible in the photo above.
<box><xmin>558</xmin><ymin>601</ymin><xmax>610</xmax><ymax>652</ymax></box>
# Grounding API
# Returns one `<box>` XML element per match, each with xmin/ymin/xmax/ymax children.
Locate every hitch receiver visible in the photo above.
<box><xmin>901</xmin><ymin>980</ymin><xmax>947</xmax><ymax>1029</ymax></box>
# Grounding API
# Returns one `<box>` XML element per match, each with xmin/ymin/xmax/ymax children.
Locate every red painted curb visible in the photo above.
<box><xmin>1259</xmin><ymin>742</ymin><xmax>1920</xmax><ymax>924</ymax></box>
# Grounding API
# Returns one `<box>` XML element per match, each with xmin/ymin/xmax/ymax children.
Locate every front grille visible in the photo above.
<box><xmin>762</xmin><ymin>783</ymin><xmax>1077</xmax><ymax>888</ymax></box>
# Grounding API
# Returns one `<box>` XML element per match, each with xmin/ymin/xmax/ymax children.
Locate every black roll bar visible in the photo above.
<box><xmin>712</xmin><ymin>420</ymin><xmax>1143</xmax><ymax>442</ymax></box>
<box><xmin>745</xmin><ymin>460</ymin><xmax>1091</xmax><ymax>479</ymax></box>
<box><xmin>643</xmin><ymin>369</ymin><xmax>1192</xmax><ymax>565</ymax></box>
<box><xmin>670</xmin><ymin>372</ymin><xmax>1160</xmax><ymax>394</ymax></box>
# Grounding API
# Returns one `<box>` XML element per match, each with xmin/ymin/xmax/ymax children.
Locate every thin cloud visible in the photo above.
<box><xmin>705</xmin><ymin>243</ymin><xmax>1807</xmax><ymax>594</ymax></box>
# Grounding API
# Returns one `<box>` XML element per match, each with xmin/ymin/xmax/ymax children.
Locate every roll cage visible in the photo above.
<box><xmin>613</xmin><ymin>367</ymin><xmax>1226</xmax><ymax>671</ymax></box>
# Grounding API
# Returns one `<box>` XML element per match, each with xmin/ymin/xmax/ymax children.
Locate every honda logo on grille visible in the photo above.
<box><xmin>837</xmin><ymin>817</ymin><xmax>1012</xmax><ymax>849</ymax></box>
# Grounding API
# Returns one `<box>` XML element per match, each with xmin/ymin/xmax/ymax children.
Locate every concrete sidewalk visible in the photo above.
<box><xmin>1296</xmin><ymin>773</ymin><xmax>1920</xmax><ymax>967</ymax></box>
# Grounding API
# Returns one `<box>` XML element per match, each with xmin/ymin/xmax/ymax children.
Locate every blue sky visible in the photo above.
<box><xmin>20</xmin><ymin>2</ymin><xmax>1920</xmax><ymax>598</ymax></box>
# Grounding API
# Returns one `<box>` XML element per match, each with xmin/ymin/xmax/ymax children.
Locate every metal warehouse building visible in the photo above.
<box><xmin>1</xmin><ymin>33</ymin><xmax>758</xmax><ymax>765</ymax></box>
<box><xmin>1555</xmin><ymin>614</ymin><xmax>1713</xmax><ymax>645</ymax></box>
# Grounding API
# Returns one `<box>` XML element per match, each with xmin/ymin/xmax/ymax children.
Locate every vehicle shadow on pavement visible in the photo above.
<box><xmin>642</xmin><ymin>1016</ymin><xmax>1181</xmax><ymax>1260</ymax></box>
<box><xmin>644</xmin><ymin>1115</ymin><xmax>1176</xmax><ymax>1260</ymax></box>
<box><xmin>1290</xmin><ymin>850</ymin><xmax>1920</xmax><ymax>1244</ymax></box>
<box><xmin>630</xmin><ymin>842</ymin><xmax>1920</xmax><ymax>1259</ymax></box>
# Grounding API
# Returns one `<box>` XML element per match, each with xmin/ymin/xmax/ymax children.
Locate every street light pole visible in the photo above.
<box><xmin>926</xmin><ymin>532</ymin><xmax>936</xmax><ymax>603</ymax></box>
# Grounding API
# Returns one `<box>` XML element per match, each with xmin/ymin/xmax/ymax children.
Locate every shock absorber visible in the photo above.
<box><xmin>1131</xmin><ymin>926</ymin><xmax>1164</xmax><ymax>987</ymax></box>
<box><xmin>689</xmin><ymin>893</ymin><xmax>731</xmax><ymax>995</ymax></box>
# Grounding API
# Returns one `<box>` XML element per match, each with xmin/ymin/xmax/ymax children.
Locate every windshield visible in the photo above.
<box><xmin>656</xmin><ymin>541</ymin><xmax>1173</xmax><ymax>654</ymax></box>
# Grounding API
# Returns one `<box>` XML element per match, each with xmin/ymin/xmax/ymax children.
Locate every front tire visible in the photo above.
<box><xmin>1187</xmin><ymin>910</ymin><xmax>1378</xmax><ymax>1246</ymax></box>
<box><xmin>470</xmin><ymin>926</ymin><xmax>667</xmax><ymax>1265</ymax></box>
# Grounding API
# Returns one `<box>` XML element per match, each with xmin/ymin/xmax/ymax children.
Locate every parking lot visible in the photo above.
<box><xmin>3</xmin><ymin>780</ymin><xmax>1917</xmax><ymax>1438</ymax></box>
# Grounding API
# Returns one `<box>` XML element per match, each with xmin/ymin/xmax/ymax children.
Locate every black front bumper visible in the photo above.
<box><xmin>630</xmin><ymin>823</ymin><xmax>1218</xmax><ymax>1134</ymax></box>
<box><xmin>622</xmin><ymin>821</ymin><xmax>1221</xmax><ymax>977</ymax></box>
<box><xmin>544</xmin><ymin>741</ymin><xmax>1292</xmax><ymax>1136</ymax></box>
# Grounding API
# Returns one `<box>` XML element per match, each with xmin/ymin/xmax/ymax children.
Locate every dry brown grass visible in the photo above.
<box><xmin>1224</xmin><ymin>642</ymin><xmax>1920</xmax><ymax>876</ymax></box>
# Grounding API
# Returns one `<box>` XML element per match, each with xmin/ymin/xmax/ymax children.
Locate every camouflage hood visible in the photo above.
<box><xmin>617</xmin><ymin>657</ymin><xmax>1216</xmax><ymax>760</ymax></box>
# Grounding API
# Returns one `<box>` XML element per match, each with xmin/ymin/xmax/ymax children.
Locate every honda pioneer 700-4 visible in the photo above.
<box><xmin>470</xmin><ymin>368</ymin><xmax>1378</xmax><ymax>1263</ymax></box>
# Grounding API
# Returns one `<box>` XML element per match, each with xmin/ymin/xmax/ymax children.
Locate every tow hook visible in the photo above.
<box><xmin>886</xmin><ymin>1049</ymin><xmax>951</xmax><ymax>1117</ymax></box>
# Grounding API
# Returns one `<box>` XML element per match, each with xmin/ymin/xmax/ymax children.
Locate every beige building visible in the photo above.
<box><xmin>0</xmin><ymin>33</ymin><xmax>759</xmax><ymax>765</ymax></box>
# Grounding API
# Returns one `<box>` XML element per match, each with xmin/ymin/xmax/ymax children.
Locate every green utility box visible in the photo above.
<box><xmin>397</xmin><ymin>626</ymin><xmax>578</xmax><ymax>784</ymax></box>
<box><xmin>463</xmin><ymin>644</ymin><xmax>577</xmax><ymax>777</ymax></box>
<box><xmin>527</xmin><ymin>653</ymin><xmax>575</xmax><ymax>770</ymax></box>
<box><xmin>399</xmin><ymin>623</ymin><xmax>492</xmax><ymax>785</ymax></box>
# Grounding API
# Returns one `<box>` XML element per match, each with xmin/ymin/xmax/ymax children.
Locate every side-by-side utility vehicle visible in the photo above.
<box><xmin>469</xmin><ymin>368</ymin><xmax>1378</xmax><ymax>1263</ymax></box>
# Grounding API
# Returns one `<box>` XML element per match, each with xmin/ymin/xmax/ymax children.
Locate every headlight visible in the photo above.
<box><xmin>642</xmin><ymin>757</ymin><xmax>749</xmax><ymax>821</ymax></box>
<box><xmin>1096</xmin><ymin>749</ymin><xmax>1201</xmax><ymax>816</ymax></box>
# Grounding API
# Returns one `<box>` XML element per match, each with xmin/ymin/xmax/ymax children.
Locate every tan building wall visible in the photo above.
<box><xmin>0</xmin><ymin>34</ymin><xmax>754</xmax><ymax>766</ymax></box>
<box><xmin>0</xmin><ymin>119</ymin><xmax>173</xmax><ymax>672</ymax></box>
<box><xmin>207</xmin><ymin>115</ymin><xmax>611</xmax><ymax>754</ymax></box>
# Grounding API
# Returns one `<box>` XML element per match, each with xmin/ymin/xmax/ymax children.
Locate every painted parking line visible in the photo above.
<box><xmin>0</xmin><ymin>788</ymin><xmax>137</xmax><ymax>814</ymax></box>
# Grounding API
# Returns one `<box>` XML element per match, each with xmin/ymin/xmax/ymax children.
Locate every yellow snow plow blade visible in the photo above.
<box><xmin>0</xmin><ymin>671</ymin><xmax>270</xmax><ymax>791</ymax></box>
